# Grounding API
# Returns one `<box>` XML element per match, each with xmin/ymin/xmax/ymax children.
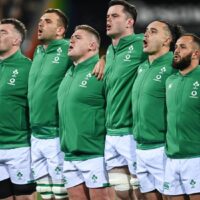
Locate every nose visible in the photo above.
<box><xmin>174</xmin><ymin>46</ymin><xmax>180</xmax><ymax>54</ymax></box>
<box><xmin>107</xmin><ymin>15</ymin><xmax>111</xmax><ymax>23</ymax></box>
<box><xmin>144</xmin><ymin>30</ymin><xmax>149</xmax><ymax>38</ymax></box>
<box><xmin>38</xmin><ymin>20</ymin><xmax>44</xmax><ymax>27</ymax></box>
<box><xmin>70</xmin><ymin>36</ymin><xmax>75</xmax><ymax>44</ymax></box>
<box><xmin>70</xmin><ymin>36</ymin><xmax>74</xmax><ymax>43</ymax></box>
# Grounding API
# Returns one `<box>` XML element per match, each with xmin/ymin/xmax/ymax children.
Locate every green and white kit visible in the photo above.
<box><xmin>58</xmin><ymin>55</ymin><xmax>106</xmax><ymax>161</ymax></box>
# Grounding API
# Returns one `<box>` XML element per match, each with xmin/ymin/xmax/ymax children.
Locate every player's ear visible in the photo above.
<box><xmin>57</xmin><ymin>26</ymin><xmax>65</xmax><ymax>37</ymax></box>
<box><xmin>126</xmin><ymin>18</ymin><xmax>134</xmax><ymax>28</ymax></box>
<box><xmin>13</xmin><ymin>36</ymin><xmax>21</xmax><ymax>46</ymax></box>
<box><xmin>89</xmin><ymin>41</ymin><xmax>98</xmax><ymax>51</ymax></box>
<box><xmin>192</xmin><ymin>49</ymin><xmax>200</xmax><ymax>59</ymax></box>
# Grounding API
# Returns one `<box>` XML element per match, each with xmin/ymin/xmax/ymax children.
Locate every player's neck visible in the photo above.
<box><xmin>180</xmin><ymin>62</ymin><xmax>199</xmax><ymax>75</ymax></box>
<box><xmin>112</xmin><ymin>30</ymin><xmax>134</xmax><ymax>46</ymax></box>
<box><xmin>148</xmin><ymin>48</ymin><xmax>169</xmax><ymax>64</ymax></box>
<box><xmin>0</xmin><ymin>47</ymin><xmax>19</xmax><ymax>60</ymax></box>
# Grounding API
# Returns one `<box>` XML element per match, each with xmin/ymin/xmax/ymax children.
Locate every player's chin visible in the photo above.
<box><xmin>143</xmin><ymin>48</ymin><xmax>149</xmax><ymax>53</ymax></box>
<box><xmin>106</xmin><ymin>30</ymin><xmax>113</xmax><ymax>36</ymax></box>
<box><xmin>38</xmin><ymin>35</ymin><xmax>43</xmax><ymax>40</ymax></box>
<box><xmin>68</xmin><ymin>51</ymin><xmax>74</xmax><ymax>57</ymax></box>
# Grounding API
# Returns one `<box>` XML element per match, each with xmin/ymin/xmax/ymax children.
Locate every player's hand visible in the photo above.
<box><xmin>92</xmin><ymin>55</ymin><xmax>105</xmax><ymax>80</ymax></box>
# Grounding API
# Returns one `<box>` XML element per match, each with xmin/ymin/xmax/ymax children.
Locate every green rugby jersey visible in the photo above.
<box><xmin>28</xmin><ymin>39</ymin><xmax>72</xmax><ymax>139</ymax></box>
<box><xmin>104</xmin><ymin>34</ymin><xmax>147</xmax><ymax>136</ymax></box>
<box><xmin>58</xmin><ymin>55</ymin><xmax>106</xmax><ymax>161</ymax></box>
<box><xmin>0</xmin><ymin>51</ymin><xmax>31</xmax><ymax>149</ymax></box>
<box><xmin>166</xmin><ymin>66</ymin><xmax>200</xmax><ymax>158</ymax></box>
<box><xmin>132</xmin><ymin>52</ymin><xmax>176</xmax><ymax>149</ymax></box>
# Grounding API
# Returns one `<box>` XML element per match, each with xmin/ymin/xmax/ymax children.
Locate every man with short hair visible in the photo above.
<box><xmin>28</xmin><ymin>8</ymin><xmax>71</xmax><ymax>200</ymax></box>
<box><xmin>164</xmin><ymin>34</ymin><xmax>200</xmax><ymax>200</ymax></box>
<box><xmin>58</xmin><ymin>24</ymin><xmax>110</xmax><ymax>200</ymax></box>
<box><xmin>104</xmin><ymin>0</ymin><xmax>147</xmax><ymax>199</ymax></box>
<box><xmin>132</xmin><ymin>20</ymin><xmax>184</xmax><ymax>200</ymax></box>
<box><xmin>0</xmin><ymin>18</ymin><xmax>36</xmax><ymax>200</ymax></box>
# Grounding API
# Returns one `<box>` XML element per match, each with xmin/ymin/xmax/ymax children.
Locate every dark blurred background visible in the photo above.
<box><xmin>1</xmin><ymin>0</ymin><xmax>200</xmax><ymax>58</ymax></box>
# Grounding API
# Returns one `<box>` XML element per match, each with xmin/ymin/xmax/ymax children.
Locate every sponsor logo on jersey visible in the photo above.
<box><xmin>138</xmin><ymin>68</ymin><xmax>143</xmax><ymax>74</ymax></box>
<box><xmin>163</xmin><ymin>182</ymin><xmax>170</xmax><ymax>190</ymax></box>
<box><xmin>168</xmin><ymin>83</ymin><xmax>173</xmax><ymax>89</ymax></box>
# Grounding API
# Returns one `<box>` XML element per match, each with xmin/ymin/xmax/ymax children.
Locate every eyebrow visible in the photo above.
<box><xmin>147</xmin><ymin>27</ymin><xmax>158</xmax><ymax>31</ymax></box>
<box><xmin>71</xmin><ymin>34</ymin><xmax>82</xmax><ymax>39</ymax></box>
<box><xmin>0</xmin><ymin>29</ymin><xmax>7</xmax><ymax>33</ymax></box>
<box><xmin>39</xmin><ymin>18</ymin><xmax>53</xmax><ymax>22</ymax></box>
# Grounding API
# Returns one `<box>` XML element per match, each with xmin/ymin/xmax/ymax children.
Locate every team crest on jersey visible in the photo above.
<box><xmin>7</xmin><ymin>69</ymin><xmax>19</xmax><ymax>86</ymax></box>
<box><xmin>123</xmin><ymin>45</ymin><xmax>134</xmax><ymax>62</ymax></box>
<box><xmin>190</xmin><ymin>179</ymin><xmax>196</xmax><ymax>188</ymax></box>
<box><xmin>16</xmin><ymin>171</ymin><xmax>23</xmax><ymax>180</ymax></box>
<box><xmin>189</xmin><ymin>81</ymin><xmax>199</xmax><ymax>98</ymax></box>
<box><xmin>79</xmin><ymin>72</ymin><xmax>92</xmax><ymax>88</ymax></box>
<box><xmin>91</xmin><ymin>174</ymin><xmax>98</xmax><ymax>183</ymax></box>
<box><xmin>52</xmin><ymin>47</ymin><xmax>63</xmax><ymax>64</ymax></box>
<box><xmin>55</xmin><ymin>166</ymin><xmax>62</xmax><ymax>175</ymax></box>
<box><xmin>153</xmin><ymin>67</ymin><xmax>166</xmax><ymax>82</ymax></box>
